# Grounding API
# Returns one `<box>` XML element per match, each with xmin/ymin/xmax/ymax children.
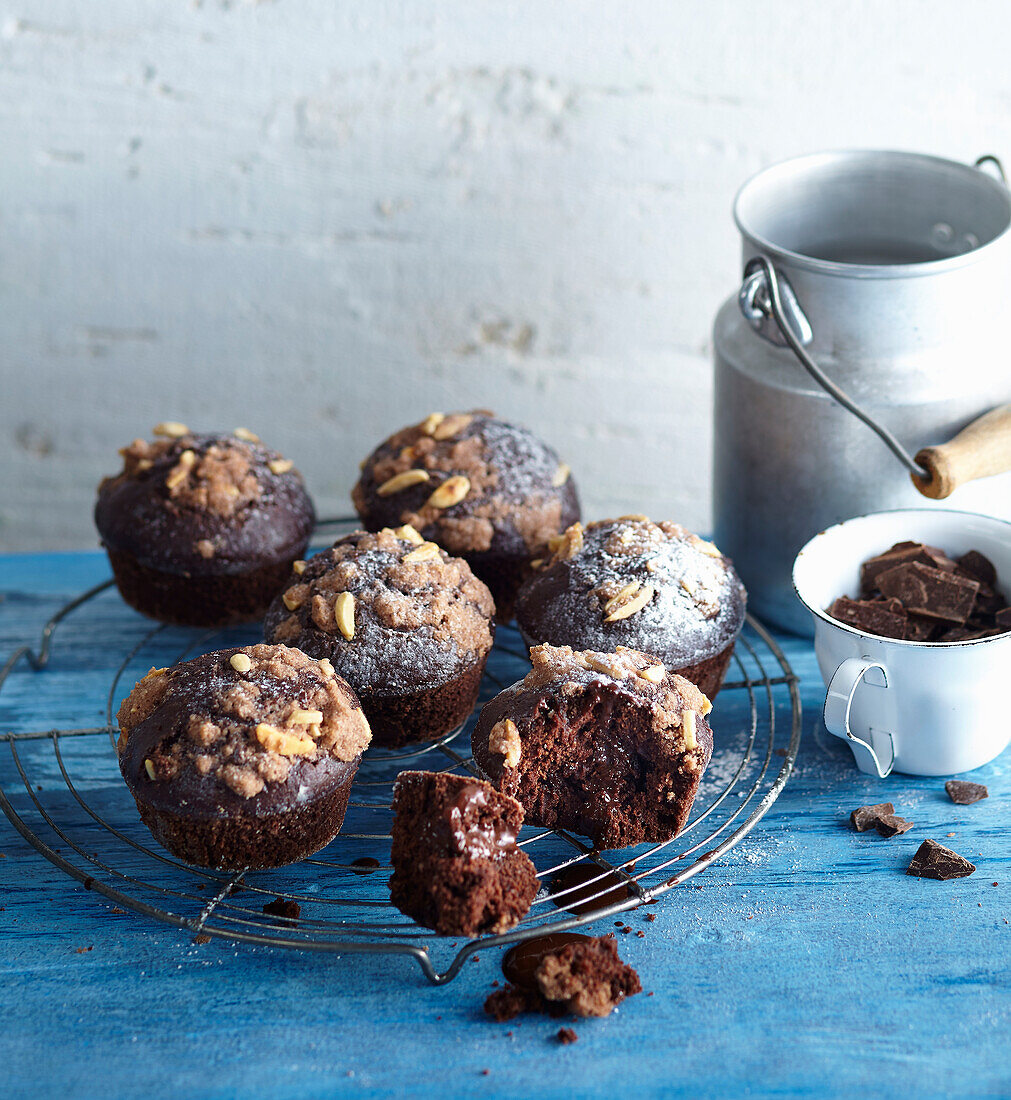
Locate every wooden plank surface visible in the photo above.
<box><xmin>1</xmin><ymin>551</ymin><xmax>1007</xmax><ymax>1099</ymax></box>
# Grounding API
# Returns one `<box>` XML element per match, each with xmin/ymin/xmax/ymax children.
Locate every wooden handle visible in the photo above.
<box><xmin>912</xmin><ymin>404</ymin><xmax>1011</xmax><ymax>499</ymax></box>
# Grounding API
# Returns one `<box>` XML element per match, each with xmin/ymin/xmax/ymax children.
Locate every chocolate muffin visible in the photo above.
<box><xmin>514</xmin><ymin>517</ymin><xmax>746</xmax><ymax>699</ymax></box>
<box><xmin>263</xmin><ymin>527</ymin><xmax>495</xmax><ymax>749</ymax></box>
<box><xmin>472</xmin><ymin>644</ymin><xmax>713</xmax><ymax>849</ymax></box>
<box><xmin>117</xmin><ymin>644</ymin><xmax>371</xmax><ymax>869</ymax></box>
<box><xmin>389</xmin><ymin>770</ymin><xmax>539</xmax><ymax>937</ymax></box>
<box><xmin>351</xmin><ymin>410</ymin><xmax>579</xmax><ymax>619</ymax></box>
<box><xmin>95</xmin><ymin>423</ymin><xmax>315</xmax><ymax>627</ymax></box>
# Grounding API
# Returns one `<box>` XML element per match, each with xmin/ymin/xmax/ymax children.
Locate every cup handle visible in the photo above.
<box><xmin>823</xmin><ymin>657</ymin><xmax>895</xmax><ymax>778</ymax></box>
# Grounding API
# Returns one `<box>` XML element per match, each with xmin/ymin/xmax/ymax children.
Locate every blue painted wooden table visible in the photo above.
<box><xmin>2</xmin><ymin>552</ymin><xmax>1008</xmax><ymax>1100</ymax></box>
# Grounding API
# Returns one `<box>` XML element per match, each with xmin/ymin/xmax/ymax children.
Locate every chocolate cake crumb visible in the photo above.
<box><xmin>487</xmin><ymin>935</ymin><xmax>640</xmax><ymax>1021</ymax></box>
<box><xmin>645</xmin><ymin>913</ymin><xmax>657</xmax><ymax>922</ymax></box>
<box><xmin>906</xmin><ymin>839</ymin><xmax>976</xmax><ymax>880</ymax></box>
<box><xmin>262</xmin><ymin>896</ymin><xmax>301</xmax><ymax>922</ymax></box>
<box><xmin>945</xmin><ymin>780</ymin><xmax>988</xmax><ymax>805</ymax></box>
<box><xmin>556</xmin><ymin>1027</ymin><xmax>578</xmax><ymax>1044</ymax></box>
<box><xmin>192</xmin><ymin>933</ymin><xmax>211</xmax><ymax>945</ymax></box>
<box><xmin>485</xmin><ymin>984</ymin><xmax>543</xmax><ymax>1022</ymax></box>
<box><xmin>850</xmin><ymin>802</ymin><xmax>895</xmax><ymax>832</ymax></box>
<box><xmin>535</xmin><ymin>936</ymin><xmax>641</xmax><ymax>1017</ymax></box>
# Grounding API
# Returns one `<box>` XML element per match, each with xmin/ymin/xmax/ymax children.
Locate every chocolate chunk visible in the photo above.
<box><xmin>937</xmin><ymin>625</ymin><xmax>999</xmax><ymax>642</ymax></box>
<box><xmin>860</xmin><ymin>542</ymin><xmax>956</xmax><ymax>594</ymax></box>
<box><xmin>850</xmin><ymin>802</ymin><xmax>895</xmax><ymax>831</ymax></box>
<box><xmin>904</xmin><ymin>613</ymin><xmax>938</xmax><ymax>641</ymax></box>
<box><xmin>972</xmin><ymin>584</ymin><xmax>1004</xmax><ymax>618</ymax></box>
<box><xmin>996</xmin><ymin>607</ymin><xmax>1011</xmax><ymax>629</ymax></box>
<box><xmin>556</xmin><ymin>1027</ymin><xmax>578</xmax><ymax>1044</ymax></box>
<box><xmin>906</xmin><ymin>839</ymin><xmax>976</xmax><ymax>880</ymax></box>
<box><xmin>874</xmin><ymin>814</ymin><xmax>914</xmax><ymax>837</ymax></box>
<box><xmin>945</xmin><ymin>780</ymin><xmax>988</xmax><ymax>805</ymax></box>
<box><xmin>877</xmin><ymin>562</ymin><xmax>979</xmax><ymax>624</ymax></box>
<box><xmin>828</xmin><ymin>597</ymin><xmax>908</xmax><ymax>639</ymax></box>
<box><xmin>957</xmin><ymin>550</ymin><xmax>997</xmax><ymax>588</ymax></box>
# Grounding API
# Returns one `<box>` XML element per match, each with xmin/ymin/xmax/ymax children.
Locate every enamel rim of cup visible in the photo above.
<box><xmin>791</xmin><ymin>507</ymin><xmax>1011</xmax><ymax>648</ymax></box>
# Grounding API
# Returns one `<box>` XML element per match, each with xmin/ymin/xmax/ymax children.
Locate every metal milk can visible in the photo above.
<box><xmin>713</xmin><ymin>150</ymin><xmax>1011</xmax><ymax>635</ymax></box>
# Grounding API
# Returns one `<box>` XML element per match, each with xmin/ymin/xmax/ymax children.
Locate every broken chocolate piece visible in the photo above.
<box><xmin>996</xmin><ymin>607</ymin><xmax>1011</xmax><ymax>629</ymax></box>
<box><xmin>876</xmin><ymin>562</ymin><xmax>979</xmax><ymax>624</ymax></box>
<box><xmin>903</xmin><ymin>613</ymin><xmax>938</xmax><ymax>641</ymax></box>
<box><xmin>906</xmin><ymin>839</ymin><xmax>975</xmax><ymax>880</ymax></box>
<box><xmin>945</xmin><ymin>780</ymin><xmax>988</xmax><ymax>805</ymax></box>
<box><xmin>874</xmin><ymin>814</ymin><xmax>914</xmax><ymax>837</ymax></box>
<box><xmin>860</xmin><ymin>542</ymin><xmax>956</xmax><ymax>594</ymax></box>
<box><xmin>957</xmin><ymin>550</ymin><xmax>997</xmax><ymax>588</ymax></box>
<box><xmin>850</xmin><ymin>802</ymin><xmax>895</xmax><ymax>831</ymax></box>
<box><xmin>827</xmin><ymin>597</ymin><xmax>907</xmax><ymax>639</ymax></box>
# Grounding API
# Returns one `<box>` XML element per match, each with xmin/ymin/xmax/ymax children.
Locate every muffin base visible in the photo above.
<box><xmin>133</xmin><ymin>776</ymin><xmax>356</xmax><ymax>870</ymax></box>
<box><xmin>672</xmin><ymin>642</ymin><xmax>736</xmax><ymax>702</ymax></box>
<box><xmin>360</xmin><ymin>655</ymin><xmax>488</xmax><ymax>750</ymax></box>
<box><xmin>107</xmin><ymin>549</ymin><xmax>302</xmax><ymax>628</ymax></box>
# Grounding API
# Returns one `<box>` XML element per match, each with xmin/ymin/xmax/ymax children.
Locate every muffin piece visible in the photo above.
<box><xmin>514</xmin><ymin>517</ymin><xmax>746</xmax><ymax>699</ymax></box>
<box><xmin>472</xmin><ymin>644</ymin><xmax>713</xmax><ymax>849</ymax></box>
<box><xmin>263</xmin><ymin>527</ymin><xmax>495</xmax><ymax>748</ymax></box>
<box><xmin>485</xmin><ymin>935</ymin><xmax>642</xmax><ymax>1020</ymax></box>
<box><xmin>351</xmin><ymin>410</ymin><xmax>579</xmax><ymax>619</ymax></box>
<box><xmin>95</xmin><ymin>424</ymin><xmax>315</xmax><ymax>627</ymax></box>
<box><xmin>389</xmin><ymin>771</ymin><xmax>539</xmax><ymax>937</ymax></box>
<box><xmin>117</xmin><ymin>644</ymin><xmax>371</xmax><ymax>869</ymax></box>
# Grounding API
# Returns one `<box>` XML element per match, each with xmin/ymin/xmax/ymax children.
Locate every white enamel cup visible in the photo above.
<box><xmin>792</xmin><ymin>508</ymin><xmax>1011</xmax><ymax>777</ymax></box>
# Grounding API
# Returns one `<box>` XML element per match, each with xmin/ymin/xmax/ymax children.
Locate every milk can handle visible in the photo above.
<box><xmin>739</xmin><ymin>256</ymin><xmax>929</xmax><ymax>479</ymax></box>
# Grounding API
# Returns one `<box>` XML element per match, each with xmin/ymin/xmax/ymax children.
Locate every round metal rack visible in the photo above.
<box><xmin>0</xmin><ymin>520</ymin><xmax>801</xmax><ymax>985</ymax></box>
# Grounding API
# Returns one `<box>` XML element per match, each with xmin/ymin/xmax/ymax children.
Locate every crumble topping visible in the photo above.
<box><xmin>118</xmin><ymin>644</ymin><xmax>371</xmax><ymax>800</ymax></box>
<box><xmin>266</xmin><ymin>528</ymin><xmax>495</xmax><ymax>665</ymax></box>
<box><xmin>352</xmin><ymin>411</ymin><xmax>575</xmax><ymax>555</ymax></box>
<box><xmin>102</xmin><ymin>428</ymin><xmax>304</xmax><ymax>520</ymax></box>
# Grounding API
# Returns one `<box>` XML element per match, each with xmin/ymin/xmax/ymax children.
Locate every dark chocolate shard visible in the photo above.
<box><xmin>874</xmin><ymin>814</ymin><xmax>914</xmax><ymax>837</ymax></box>
<box><xmin>996</xmin><ymin>607</ymin><xmax>1011</xmax><ymax>629</ymax></box>
<box><xmin>877</xmin><ymin>562</ymin><xmax>979</xmax><ymax>624</ymax></box>
<box><xmin>828</xmin><ymin>596</ymin><xmax>907</xmax><ymax>639</ymax></box>
<box><xmin>945</xmin><ymin>780</ymin><xmax>988</xmax><ymax>805</ymax></box>
<box><xmin>906</xmin><ymin>839</ymin><xmax>975</xmax><ymax>880</ymax></box>
<box><xmin>850</xmin><ymin>802</ymin><xmax>895</xmax><ymax>832</ymax></box>
<box><xmin>860</xmin><ymin>542</ymin><xmax>956</xmax><ymax>595</ymax></box>
<box><xmin>972</xmin><ymin>584</ymin><xmax>1004</xmax><ymax>618</ymax></box>
<box><xmin>957</xmin><ymin>550</ymin><xmax>997</xmax><ymax>588</ymax></box>
<box><xmin>904</xmin><ymin>613</ymin><xmax>938</xmax><ymax>641</ymax></box>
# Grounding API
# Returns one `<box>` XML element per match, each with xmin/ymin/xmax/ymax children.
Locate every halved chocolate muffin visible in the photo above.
<box><xmin>263</xmin><ymin>527</ymin><xmax>495</xmax><ymax>749</ymax></box>
<box><xmin>351</xmin><ymin>410</ymin><xmax>579</xmax><ymax>619</ymax></box>
<box><xmin>95</xmin><ymin>424</ymin><xmax>314</xmax><ymax>627</ymax></box>
<box><xmin>389</xmin><ymin>770</ymin><xmax>539</xmax><ymax>937</ymax></box>
<box><xmin>117</xmin><ymin>644</ymin><xmax>371</xmax><ymax>869</ymax></box>
<box><xmin>472</xmin><ymin>644</ymin><xmax>713</xmax><ymax>850</ymax></box>
<box><xmin>514</xmin><ymin>517</ymin><xmax>746</xmax><ymax>699</ymax></box>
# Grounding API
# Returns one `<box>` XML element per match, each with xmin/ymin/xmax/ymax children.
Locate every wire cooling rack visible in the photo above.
<box><xmin>0</xmin><ymin>521</ymin><xmax>801</xmax><ymax>985</ymax></box>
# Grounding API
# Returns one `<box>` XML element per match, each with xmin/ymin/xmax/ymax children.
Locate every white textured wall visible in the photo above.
<box><xmin>3</xmin><ymin>0</ymin><xmax>1011</xmax><ymax>551</ymax></box>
